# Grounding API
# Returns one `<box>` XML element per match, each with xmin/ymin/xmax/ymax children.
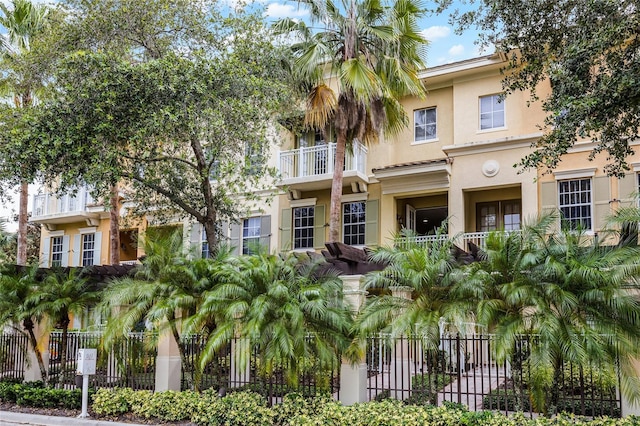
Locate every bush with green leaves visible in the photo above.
<box><xmin>92</xmin><ymin>387</ymin><xmax>150</xmax><ymax>416</ymax></box>
<box><xmin>88</xmin><ymin>387</ymin><xmax>640</xmax><ymax>425</ymax></box>
<box><xmin>0</xmin><ymin>380</ymin><xmax>86</xmax><ymax>409</ymax></box>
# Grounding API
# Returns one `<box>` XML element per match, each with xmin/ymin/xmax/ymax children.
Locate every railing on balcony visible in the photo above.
<box><xmin>397</xmin><ymin>230</ymin><xmax>521</xmax><ymax>251</ymax></box>
<box><xmin>279</xmin><ymin>141</ymin><xmax>367</xmax><ymax>180</ymax></box>
<box><xmin>32</xmin><ymin>188</ymin><xmax>94</xmax><ymax>217</ymax></box>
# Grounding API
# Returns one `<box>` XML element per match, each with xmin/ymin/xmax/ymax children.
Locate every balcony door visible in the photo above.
<box><xmin>476</xmin><ymin>200</ymin><xmax>521</xmax><ymax>232</ymax></box>
<box><xmin>405</xmin><ymin>205</ymin><xmax>448</xmax><ymax>235</ymax></box>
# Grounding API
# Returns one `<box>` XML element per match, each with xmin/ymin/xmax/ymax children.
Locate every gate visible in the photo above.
<box><xmin>366</xmin><ymin>334</ymin><xmax>621</xmax><ymax>417</ymax></box>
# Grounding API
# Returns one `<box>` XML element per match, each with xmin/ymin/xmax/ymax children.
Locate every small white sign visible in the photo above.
<box><xmin>76</xmin><ymin>349</ymin><xmax>97</xmax><ymax>375</ymax></box>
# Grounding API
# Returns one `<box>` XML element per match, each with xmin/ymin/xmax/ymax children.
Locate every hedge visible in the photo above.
<box><xmin>90</xmin><ymin>388</ymin><xmax>640</xmax><ymax>425</ymax></box>
<box><xmin>0</xmin><ymin>380</ymin><xmax>88</xmax><ymax>409</ymax></box>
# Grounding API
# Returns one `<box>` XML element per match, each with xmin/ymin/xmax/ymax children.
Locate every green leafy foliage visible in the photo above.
<box><xmin>0</xmin><ymin>380</ymin><xmax>87</xmax><ymax>409</ymax></box>
<box><xmin>88</xmin><ymin>388</ymin><xmax>640</xmax><ymax>425</ymax></box>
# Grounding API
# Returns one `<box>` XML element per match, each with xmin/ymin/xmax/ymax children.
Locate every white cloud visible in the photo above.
<box><xmin>448</xmin><ymin>44</ymin><xmax>465</xmax><ymax>56</ymax></box>
<box><xmin>421</xmin><ymin>26</ymin><xmax>450</xmax><ymax>42</ymax></box>
<box><xmin>264</xmin><ymin>3</ymin><xmax>309</xmax><ymax>19</ymax></box>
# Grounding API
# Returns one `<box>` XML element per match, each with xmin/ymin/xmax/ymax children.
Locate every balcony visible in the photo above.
<box><xmin>397</xmin><ymin>230</ymin><xmax>521</xmax><ymax>251</ymax></box>
<box><xmin>31</xmin><ymin>187</ymin><xmax>103</xmax><ymax>227</ymax></box>
<box><xmin>278</xmin><ymin>141</ymin><xmax>368</xmax><ymax>191</ymax></box>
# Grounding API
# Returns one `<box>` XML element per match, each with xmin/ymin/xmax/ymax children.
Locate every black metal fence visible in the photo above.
<box><xmin>48</xmin><ymin>331</ymin><xmax>157</xmax><ymax>390</ymax></box>
<box><xmin>0</xmin><ymin>332</ymin><xmax>28</xmax><ymax>382</ymax></box>
<box><xmin>366</xmin><ymin>334</ymin><xmax>621</xmax><ymax>417</ymax></box>
<box><xmin>181</xmin><ymin>336</ymin><xmax>340</xmax><ymax>406</ymax></box>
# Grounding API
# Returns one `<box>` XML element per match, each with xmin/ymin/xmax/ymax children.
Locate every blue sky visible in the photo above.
<box><xmin>261</xmin><ymin>0</ymin><xmax>487</xmax><ymax>66</ymax></box>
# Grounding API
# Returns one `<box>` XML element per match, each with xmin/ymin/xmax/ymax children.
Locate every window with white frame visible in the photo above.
<box><xmin>479</xmin><ymin>94</ymin><xmax>505</xmax><ymax>130</ymax></box>
<box><xmin>343</xmin><ymin>202</ymin><xmax>365</xmax><ymax>245</ymax></box>
<box><xmin>293</xmin><ymin>206</ymin><xmax>314</xmax><ymax>249</ymax></box>
<box><xmin>201</xmin><ymin>228</ymin><xmax>210</xmax><ymax>259</ymax></box>
<box><xmin>242</xmin><ymin>217</ymin><xmax>261</xmax><ymax>254</ymax></box>
<box><xmin>558</xmin><ymin>178</ymin><xmax>592</xmax><ymax>231</ymax></box>
<box><xmin>414</xmin><ymin>107</ymin><xmax>437</xmax><ymax>142</ymax></box>
<box><xmin>81</xmin><ymin>233</ymin><xmax>95</xmax><ymax>266</ymax></box>
<box><xmin>51</xmin><ymin>236</ymin><xmax>63</xmax><ymax>267</ymax></box>
<box><xmin>245</xmin><ymin>142</ymin><xmax>263</xmax><ymax>175</ymax></box>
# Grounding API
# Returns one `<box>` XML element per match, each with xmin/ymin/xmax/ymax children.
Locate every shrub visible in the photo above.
<box><xmin>92</xmin><ymin>387</ymin><xmax>148</xmax><ymax>416</ymax></box>
<box><xmin>191</xmin><ymin>391</ymin><xmax>274</xmax><ymax>426</ymax></box>
<box><xmin>0</xmin><ymin>380</ymin><xmax>84</xmax><ymax>409</ymax></box>
<box><xmin>132</xmin><ymin>390</ymin><xmax>200</xmax><ymax>421</ymax></box>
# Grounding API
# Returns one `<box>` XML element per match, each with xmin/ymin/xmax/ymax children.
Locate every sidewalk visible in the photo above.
<box><xmin>0</xmin><ymin>411</ymin><xmax>145</xmax><ymax>426</ymax></box>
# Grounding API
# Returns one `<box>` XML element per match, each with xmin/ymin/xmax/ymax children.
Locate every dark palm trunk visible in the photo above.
<box><xmin>168</xmin><ymin>312</ymin><xmax>196</xmax><ymax>391</ymax></box>
<box><xmin>57</xmin><ymin>316</ymin><xmax>70</xmax><ymax>386</ymax></box>
<box><xmin>23</xmin><ymin>318</ymin><xmax>47</xmax><ymax>384</ymax></box>
<box><xmin>329</xmin><ymin>130</ymin><xmax>347</xmax><ymax>243</ymax></box>
<box><xmin>16</xmin><ymin>181</ymin><xmax>28</xmax><ymax>265</ymax></box>
<box><xmin>110</xmin><ymin>184</ymin><xmax>120</xmax><ymax>265</ymax></box>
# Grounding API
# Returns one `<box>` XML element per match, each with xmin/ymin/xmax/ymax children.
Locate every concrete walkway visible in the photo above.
<box><xmin>0</xmin><ymin>411</ymin><xmax>146</xmax><ymax>426</ymax></box>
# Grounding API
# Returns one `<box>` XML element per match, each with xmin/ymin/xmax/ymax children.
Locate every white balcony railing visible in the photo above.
<box><xmin>278</xmin><ymin>141</ymin><xmax>367</xmax><ymax>180</ymax></box>
<box><xmin>32</xmin><ymin>187</ymin><xmax>94</xmax><ymax>218</ymax></box>
<box><xmin>397</xmin><ymin>230</ymin><xmax>521</xmax><ymax>251</ymax></box>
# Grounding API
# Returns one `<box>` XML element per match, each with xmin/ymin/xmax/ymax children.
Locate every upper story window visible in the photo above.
<box><xmin>81</xmin><ymin>233</ymin><xmax>95</xmax><ymax>266</ymax></box>
<box><xmin>201</xmin><ymin>228</ymin><xmax>210</xmax><ymax>259</ymax></box>
<box><xmin>343</xmin><ymin>201</ymin><xmax>366</xmax><ymax>245</ymax></box>
<box><xmin>479</xmin><ymin>94</ymin><xmax>505</xmax><ymax>130</ymax></box>
<box><xmin>51</xmin><ymin>236</ymin><xmax>63</xmax><ymax>267</ymax></box>
<box><xmin>414</xmin><ymin>107</ymin><xmax>437</xmax><ymax>142</ymax></box>
<box><xmin>245</xmin><ymin>142</ymin><xmax>263</xmax><ymax>175</ymax></box>
<box><xmin>242</xmin><ymin>217</ymin><xmax>261</xmax><ymax>254</ymax></box>
<box><xmin>293</xmin><ymin>206</ymin><xmax>314</xmax><ymax>249</ymax></box>
<box><xmin>558</xmin><ymin>178</ymin><xmax>592</xmax><ymax>231</ymax></box>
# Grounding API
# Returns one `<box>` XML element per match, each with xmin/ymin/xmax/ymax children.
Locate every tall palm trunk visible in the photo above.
<box><xmin>329</xmin><ymin>130</ymin><xmax>347</xmax><ymax>242</ymax></box>
<box><xmin>109</xmin><ymin>183</ymin><xmax>120</xmax><ymax>265</ymax></box>
<box><xmin>16</xmin><ymin>181</ymin><xmax>28</xmax><ymax>265</ymax></box>
<box><xmin>23</xmin><ymin>318</ymin><xmax>47</xmax><ymax>384</ymax></box>
<box><xmin>57</xmin><ymin>317</ymin><xmax>70</xmax><ymax>386</ymax></box>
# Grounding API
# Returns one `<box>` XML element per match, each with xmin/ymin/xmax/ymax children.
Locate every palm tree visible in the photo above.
<box><xmin>353</xmin><ymin>228</ymin><xmax>459</xmax><ymax>344</ymax></box>
<box><xmin>193</xmin><ymin>251</ymin><xmax>353</xmax><ymax>389</ymax></box>
<box><xmin>0</xmin><ymin>265</ymin><xmax>48</xmax><ymax>383</ymax></box>
<box><xmin>99</xmin><ymin>228</ymin><xmax>229</xmax><ymax>390</ymax></box>
<box><xmin>453</xmin><ymin>214</ymin><xmax>640</xmax><ymax>413</ymax></box>
<box><xmin>0</xmin><ymin>0</ymin><xmax>49</xmax><ymax>266</ymax></box>
<box><xmin>274</xmin><ymin>0</ymin><xmax>428</xmax><ymax>242</ymax></box>
<box><xmin>30</xmin><ymin>268</ymin><xmax>99</xmax><ymax>386</ymax></box>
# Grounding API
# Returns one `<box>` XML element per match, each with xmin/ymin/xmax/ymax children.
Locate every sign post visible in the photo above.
<box><xmin>76</xmin><ymin>349</ymin><xmax>97</xmax><ymax>418</ymax></box>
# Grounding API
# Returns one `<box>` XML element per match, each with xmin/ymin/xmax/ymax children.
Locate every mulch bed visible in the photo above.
<box><xmin>0</xmin><ymin>402</ymin><xmax>195</xmax><ymax>425</ymax></box>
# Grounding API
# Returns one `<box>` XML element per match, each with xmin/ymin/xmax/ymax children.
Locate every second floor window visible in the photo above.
<box><xmin>559</xmin><ymin>178</ymin><xmax>592</xmax><ymax>231</ymax></box>
<box><xmin>82</xmin><ymin>233</ymin><xmax>95</xmax><ymax>266</ymax></box>
<box><xmin>293</xmin><ymin>206</ymin><xmax>314</xmax><ymax>249</ymax></box>
<box><xmin>480</xmin><ymin>94</ymin><xmax>505</xmax><ymax>130</ymax></box>
<box><xmin>414</xmin><ymin>107</ymin><xmax>437</xmax><ymax>142</ymax></box>
<box><xmin>201</xmin><ymin>228</ymin><xmax>210</xmax><ymax>259</ymax></box>
<box><xmin>343</xmin><ymin>202</ymin><xmax>366</xmax><ymax>245</ymax></box>
<box><xmin>51</xmin><ymin>236</ymin><xmax>63</xmax><ymax>267</ymax></box>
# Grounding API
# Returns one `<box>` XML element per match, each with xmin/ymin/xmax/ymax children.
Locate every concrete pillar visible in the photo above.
<box><xmin>155</xmin><ymin>328</ymin><xmax>181</xmax><ymax>391</ymax></box>
<box><xmin>229</xmin><ymin>338</ymin><xmax>250</xmax><ymax>388</ymax></box>
<box><xmin>341</xmin><ymin>274</ymin><xmax>367</xmax><ymax>313</ymax></box>
<box><xmin>621</xmin><ymin>358</ymin><xmax>640</xmax><ymax>416</ymax></box>
<box><xmin>23</xmin><ymin>322</ymin><xmax>50</xmax><ymax>383</ymax></box>
<box><xmin>339</xmin><ymin>275</ymin><xmax>369</xmax><ymax>405</ymax></box>
<box><xmin>389</xmin><ymin>286</ymin><xmax>413</xmax><ymax>400</ymax></box>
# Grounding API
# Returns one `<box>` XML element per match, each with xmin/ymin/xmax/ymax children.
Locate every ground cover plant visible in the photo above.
<box><xmin>88</xmin><ymin>388</ymin><xmax>640</xmax><ymax>425</ymax></box>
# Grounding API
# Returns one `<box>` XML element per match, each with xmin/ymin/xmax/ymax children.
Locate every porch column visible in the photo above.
<box><xmin>621</xmin><ymin>358</ymin><xmax>640</xmax><ymax>416</ymax></box>
<box><xmin>23</xmin><ymin>322</ymin><xmax>50</xmax><ymax>382</ymax></box>
<box><xmin>155</xmin><ymin>328</ymin><xmax>181</xmax><ymax>391</ymax></box>
<box><xmin>390</xmin><ymin>286</ymin><xmax>413</xmax><ymax>400</ymax></box>
<box><xmin>339</xmin><ymin>275</ymin><xmax>368</xmax><ymax>405</ymax></box>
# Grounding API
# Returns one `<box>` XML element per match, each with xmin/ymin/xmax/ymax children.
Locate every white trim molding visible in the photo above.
<box><xmin>553</xmin><ymin>168</ymin><xmax>597</xmax><ymax>181</ymax></box>
<box><xmin>290</xmin><ymin>198</ymin><xmax>317</xmax><ymax>208</ymax></box>
<box><xmin>342</xmin><ymin>193</ymin><xmax>369</xmax><ymax>203</ymax></box>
